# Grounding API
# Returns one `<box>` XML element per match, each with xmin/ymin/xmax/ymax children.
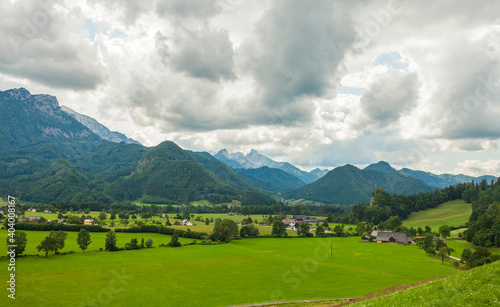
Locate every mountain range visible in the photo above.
<box><xmin>0</xmin><ymin>88</ymin><xmax>497</xmax><ymax>206</ymax></box>
<box><xmin>365</xmin><ymin>161</ymin><xmax>497</xmax><ymax>189</ymax></box>
<box><xmin>0</xmin><ymin>88</ymin><xmax>275</xmax><ymax>205</ymax></box>
<box><xmin>214</xmin><ymin>149</ymin><xmax>328</xmax><ymax>184</ymax></box>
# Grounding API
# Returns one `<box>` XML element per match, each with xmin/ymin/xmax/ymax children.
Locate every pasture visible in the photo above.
<box><xmin>2</xmin><ymin>236</ymin><xmax>457</xmax><ymax>306</ymax></box>
<box><xmin>403</xmin><ymin>200</ymin><xmax>471</xmax><ymax>230</ymax></box>
<box><xmin>0</xmin><ymin>230</ymin><xmax>193</xmax><ymax>255</ymax></box>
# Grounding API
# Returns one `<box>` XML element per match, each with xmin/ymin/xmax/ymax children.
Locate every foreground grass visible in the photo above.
<box><xmin>351</xmin><ymin>260</ymin><xmax>500</xmax><ymax>306</ymax></box>
<box><xmin>1</xmin><ymin>237</ymin><xmax>457</xmax><ymax>306</ymax></box>
<box><xmin>403</xmin><ymin>200</ymin><xmax>471</xmax><ymax>229</ymax></box>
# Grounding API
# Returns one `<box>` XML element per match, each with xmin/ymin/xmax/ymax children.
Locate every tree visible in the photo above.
<box><xmin>417</xmin><ymin>226</ymin><xmax>423</xmax><ymax>236</ymax></box>
<box><xmin>77</xmin><ymin>229</ymin><xmax>92</xmax><ymax>253</ymax></box>
<box><xmin>461</xmin><ymin>248</ymin><xmax>472</xmax><ymax>267</ymax></box>
<box><xmin>37</xmin><ymin>235</ymin><xmax>58</xmax><ymax>258</ymax></box>
<box><xmin>426</xmin><ymin>247</ymin><xmax>437</xmax><ymax>257</ymax></box>
<box><xmin>145</xmin><ymin>237</ymin><xmax>153</xmax><ymax>248</ymax></box>
<box><xmin>439</xmin><ymin>225</ymin><xmax>451</xmax><ymax>240</ymax></box>
<box><xmin>168</xmin><ymin>234</ymin><xmax>181</xmax><ymax>247</ymax></box>
<box><xmin>315</xmin><ymin>225</ymin><xmax>325</xmax><ymax>237</ymax></box>
<box><xmin>271</xmin><ymin>221</ymin><xmax>287</xmax><ymax>237</ymax></box>
<box><xmin>453</xmin><ymin>261</ymin><xmax>460</xmax><ymax>272</ymax></box>
<box><xmin>51</xmin><ymin>231</ymin><xmax>68</xmax><ymax>254</ymax></box>
<box><xmin>99</xmin><ymin>211</ymin><xmax>107</xmax><ymax>221</ymax></box>
<box><xmin>130</xmin><ymin>238</ymin><xmax>139</xmax><ymax>249</ymax></box>
<box><xmin>110</xmin><ymin>212</ymin><xmax>116</xmax><ymax>221</ymax></box>
<box><xmin>438</xmin><ymin>247</ymin><xmax>449</xmax><ymax>264</ymax></box>
<box><xmin>205</xmin><ymin>218</ymin><xmax>210</xmax><ymax>225</ymax></box>
<box><xmin>7</xmin><ymin>231</ymin><xmax>27</xmax><ymax>257</ymax></box>
<box><xmin>435</xmin><ymin>239</ymin><xmax>447</xmax><ymax>250</ymax></box>
<box><xmin>105</xmin><ymin>230</ymin><xmax>118</xmax><ymax>251</ymax></box>
<box><xmin>183</xmin><ymin>209</ymin><xmax>191</xmax><ymax>220</ymax></box>
<box><xmin>423</xmin><ymin>232</ymin><xmax>434</xmax><ymax>250</ymax></box>
<box><xmin>356</xmin><ymin>222</ymin><xmax>366</xmax><ymax>235</ymax></box>
<box><xmin>297</xmin><ymin>223</ymin><xmax>310</xmax><ymax>237</ymax></box>
<box><xmin>213</xmin><ymin>219</ymin><xmax>239</xmax><ymax>242</ymax></box>
<box><xmin>386</xmin><ymin>216</ymin><xmax>402</xmax><ymax>230</ymax></box>
<box><xmin>118</xmin><ymin>212</ymin><xmax>129</xmax><ymax>220</ymax></box>
<box><xmin>240</xmin><ymin>224</ymin><xmax>260</xmax><ymax>238</ymax></box>
<box><xmin>424</xmin><ymin>226</ymin><xmax>432</xmax><ymax>234</ymax></box>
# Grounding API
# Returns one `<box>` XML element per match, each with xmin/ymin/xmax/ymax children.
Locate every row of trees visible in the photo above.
<box><xmin>464</xmin><ymin>179</ymin><xmax>500</xmax><ymax>247</ymax></box>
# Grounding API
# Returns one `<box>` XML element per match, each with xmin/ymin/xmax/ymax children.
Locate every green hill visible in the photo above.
<box><xmin>236</xmin><ymin>166</ymin><xmax>306</xmax><ymax>192</ymax></box>
<box><xmin>284</xmin><ymin>164</ymin><xmax>435</xmax><ymax>205</ymax></box>
<box><xmin>352</xmin><ymin>260</ymin><xmax>500</xmax><ymax>306</ymax></box>
<box><xmin>403</xmin><ymin>200</ymin><xmax>472</xmax><ymax>229</ymax></box>
<box><xmin>105</xmin><ymin>141</ymin><xmax>268</xmax><ymax>204</ymax></box>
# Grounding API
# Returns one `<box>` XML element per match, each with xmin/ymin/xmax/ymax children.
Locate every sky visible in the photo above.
<box><xmin>1</xmin><ymin>0</ymin><xmax>500</xmax><ymax>176</ymax></box>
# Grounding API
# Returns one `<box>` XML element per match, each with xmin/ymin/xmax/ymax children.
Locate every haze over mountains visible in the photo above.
<box><xmin>214</xmin><ymin>149</ymin><xmax>329</xmax><ymax>184</ymax></box>
<box><xmin>0</xmin><ymin>88</ymin><xmax>497</xmax><ymax>206</ymax></box>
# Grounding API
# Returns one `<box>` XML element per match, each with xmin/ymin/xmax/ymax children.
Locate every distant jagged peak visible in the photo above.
<box><xmin>2</xmin><ymin>87</ymin><xmax>31</xmax><ymax>98</ymax></box>
<box><xmin>1</xmin><ymin>88</ymin><xmax>60</xmax><ymax>110</ymax></box>
<box><xmin>247</xmin><ymin>149</ymin><xmax>259</xmax><ymax>156</ymax></box>
<box><xmin>33</xmin><ymin>94</ymin><xmax>59</xmax><ymax>109</ymax></box>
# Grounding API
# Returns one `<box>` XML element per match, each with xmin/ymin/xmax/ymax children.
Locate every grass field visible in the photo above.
<box><xmin>352</xmin><ymin>259</ymin><xmax>500</xmax><ymax>306</ymax></box>
<box><xmin>0</xmin><ymin>230</ymin><xmax>194</xmax><ymax>255</ymax></box>
<box><xmin>1</xmin><ymin>236</ymin><xmax>457</xmax><ymax>306</ymax></box>
<box><xmin>403</xmin><ymin>200</ymin><xmax>472</xmax><ymax>230</ymax></box>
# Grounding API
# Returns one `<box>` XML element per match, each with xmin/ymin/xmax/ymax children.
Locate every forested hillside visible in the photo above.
<box><xmin>284</xmin><ymin>164</ymin><xmax>435</xmax><ymax>205</ymax></box>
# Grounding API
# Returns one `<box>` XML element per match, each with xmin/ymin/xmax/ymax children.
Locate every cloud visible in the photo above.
<box><xmin>165</xmin><ymin>27</ymin><xmax>236</xmax><ymax>82</ymax></box>
<box><xmin>359</xmin><ymin>70</ymin><xmax>419</xmax><ymax>128</ymax></box>
<box><xmin>155</xmin><ymin>0</ymin><xmax>221</xmax><ymax>19</ymax></box>
<box><xmin>0</xmin><ymin>0</ymin><xmax>105</xmax><ymax>90</ymax></box>
<box><xmin>454</xmin><ymin>159</ymin><xmax>500</xmax><ymax>177</ymax></box>
<box><xmin>239</xmin><ymin>0</ymin><xmax>357</xmax><ymax>110</ymax></box>
<box><xmin>86</xmin><ymin>0</ymin><xmax>154</xmax><ymax>25</ymax></box>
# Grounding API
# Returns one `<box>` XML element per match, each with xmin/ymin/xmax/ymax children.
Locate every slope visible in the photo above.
<box><xmin>236</xmin><ymin>166</ymin><xmax>306</xmax><ymax>191</ymax></box>
<box><xmin>105</xmin><ymin>141</ymin><xmax>267</xmax><ymax>203</ymax></box>
<box><xmin>352</xmin><ymin>261</ymin><xmax>500</xmax><ymax>306</ymax></box>
<box><xmin>0</xmin><ymin>88</ymin><xmax>103</xmax><ymax>179</ymax></box>
<box><xmin>61</xmin><ymin>106</ymin><xmax>140</xmax><ymax>145</ymax></box>
<box><xmin>284</xmin><ymin>164</ymin><xmax>434</xmax><ymax>205</ymax></box>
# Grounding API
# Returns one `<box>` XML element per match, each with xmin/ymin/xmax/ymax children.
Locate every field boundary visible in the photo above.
<box><xmin>228</xmin><ymin>298</ymin><xmax>352</xmax><ymax>306</ymax></box>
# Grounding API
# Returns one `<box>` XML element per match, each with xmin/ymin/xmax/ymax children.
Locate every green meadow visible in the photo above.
<box><xmin>0</xmin><ymin>230</ymin><xmax>194</xmax><ymax>255</ymax></box>
<box><xmin>1</xmin><ymin>236</ymin><xmax>457</xmax><ymax>306</ymax></box>
<box><xmin>403</xmin><ymin>200</ymin><xmax>472</xmax><ymax>230</ymax></box>
<box><xmin>352</xmin><ymin>260</ymin><xmax>500</xmax><ymax>306</ymax></box>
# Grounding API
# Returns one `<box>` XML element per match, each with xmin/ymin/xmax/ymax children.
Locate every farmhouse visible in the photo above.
<box><xmin>182</xmin><ymin>219</ymin><xmax>193</xmax><ymax>226</ymax></box>
<box><xmin>282</xmin><ymin>218</ymin><xmax>297</xmax><ymax>228</ymax></box>
<box><xmin>294</xmin><ymin>216</ymin><xmax>318</xmax><ymax>224</ymax></box>
<box><xmin>228</xmin><ymin>212</ymin><xmax>235</xmax><ymax>216</ymax></box>
<box><xmin>235</xmin><ymin>221</ymin><xmax>245</xmax><ymax>226</ymax></box>
<box><xmin>26</xmin><ymin>208</ymin><xmax>36</xmax><ymax>212</ymax></box>
<box><xmin>27</xmin><ymin>216</ymin><xmax>43</xmax><ymax>222</ymax></box>
<box><xmin>84</xmin><ymin>219</ymin><xmax>94</xmax><ymax>225</ymax></box>
<box><xmin>376</xmin><ymin>231</ymin><xmax>412</xmax><ymax>244</ymax></box>
<box><xmin>362</xmin><ymin>235</ymin><xmax>372</xmax><ymax>242</ymax></box>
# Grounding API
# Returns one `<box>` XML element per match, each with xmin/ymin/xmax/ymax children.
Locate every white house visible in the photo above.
<box><xmin>182</xmin><ymin>219</ymin><xmax>193</xmax><ymax>226</ymax></box>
